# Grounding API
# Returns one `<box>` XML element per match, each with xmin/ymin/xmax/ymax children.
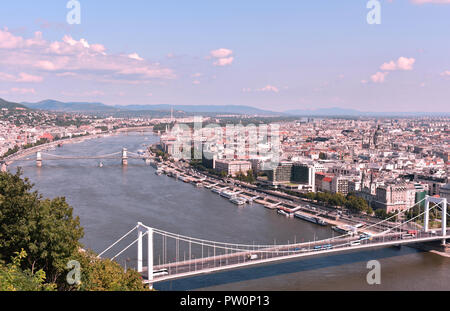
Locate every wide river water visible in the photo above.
<box><xmin>9</xmin><ymin>132</ymin><xmax>450</xmax><ymax>290</ymax></box>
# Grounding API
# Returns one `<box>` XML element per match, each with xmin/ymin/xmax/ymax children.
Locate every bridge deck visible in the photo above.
<box><xmin>145</xmin><ymin>233</ymin><xmax>449</xmax><ymax>283</ymax></box>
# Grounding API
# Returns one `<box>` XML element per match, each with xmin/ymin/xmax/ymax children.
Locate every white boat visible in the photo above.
<box><xmin>230</xmin><ymin>198</ymin><xmax>246</xmax><ymax>205</ymax></box>
<box><xmin>220</xmin><ymin>191</ymin><xmax>237</xmax><ymax>199</ymax></box>
<box><xmin>99</xmin><ymin>162</ymin><xmax>104</xmax><ymax>168</ymax></box>
<box><xmin>332</xmin><ymin>225</ymin><xmax>356</xmax><ymax>235</ymax></box>
<box><xmin>294</xmin><ymin>212</ymin><xmax>328</xmax><ymax>226</ymax></box>
<box><xmin>277</xmin><ymin>210</ymin><xmax>290</xmax><ymax>217</ymax></box>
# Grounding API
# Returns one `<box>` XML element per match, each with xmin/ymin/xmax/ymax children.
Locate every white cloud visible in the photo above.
<box><xmin>210</xmin><ymin>48</ymin><xmax>234</xmax><ymax>66</ymax></box>
<box><xmin>380</xmin><ymin>57</ymin><xmax>416</xmax><ymax>71</ymax></box>
<box><xmin>259</xmin><ymin>85</ymin><xmax>279</xmax><ymax>93</ymax></box>
<box><xmin>210</xmin><ymin>48</ymin><xmax>233</xmax><ymax>59</ymax></box>
<box><xmin>0</xmin><ymin>29</ymin><xmax>175</xmax><ymax>83</ymax></box>
<box><xmin>397</xmin><ymin>57</ymin><xmax>416</xmax><ymax>70</ymax></box>
<box><xmin>371</xmin><ymin>72</ymin><xmax>389</xmax><ymax>83</ymax></box>
<box><xmin>0</xmin><ymin>28</ymin><xmax>45</xmax><ymax>49</ymax></box>
<box><xmin>128</xmin><ymin>53</ymin><xmax>144</xmax><ymax>61</ymax></box>
<box><xmin>380</xmin><ymin>61</ymin><xmax>397</xmax><ymax>71</ymax></box>
<box><xmin>16</xmin><ymin>72</ymin><xmax>43</xmax><ymax>82</ymax></box>
<box><xmin>213</xmin><ymin>57</ymin><xmax>234</xmax><ymax>67</ymax></box>
<box><xmin>0</xmin><ymin>72</ymin><xmax>43</xmax><ymax>83</ymax></box>
<box><xmin>243</xmin><ymin>85</ymin><xmax>280</xmax><ymax>93</ymax></box>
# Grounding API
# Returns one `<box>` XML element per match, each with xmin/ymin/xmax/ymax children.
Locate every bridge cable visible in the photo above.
<box><xmin>97</xmin><ymin>225</ymin><xmax>138</xmax><ymax>258</ymax></box>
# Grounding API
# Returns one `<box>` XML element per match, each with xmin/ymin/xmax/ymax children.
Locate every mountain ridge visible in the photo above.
<box><xmin>0</xmin><ymin>98</ymin><xmax>28</xmax><ymax>110</ymax></box>
<box><xmin>19</xmin><ymin>99</ymin><xmax>450</xmax><ymax>116</ymax></box>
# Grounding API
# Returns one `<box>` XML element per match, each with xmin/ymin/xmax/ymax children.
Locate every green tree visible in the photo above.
<box><xmin>70</xmin><ymin>250</ymin><xmax>148</xmax><ymax>291</ymax></box>
<box><xmin>0</xmin><ymin>249</ymin><xmax>56</xmax><ymax>291</ymax></box>
<box><xmin>246</xmin><ymin>170</ymin><xmax>255</xmax><ymax>183</ymax></box>
<box><xmin>0</xmin><ymin>169</ymin><xmax>84</xmax><ymax>286</ymax></box>
<box><xmin>0</xmin><ymin>170</ymin><xmax>148</xmax><ymax>291</ymax></box>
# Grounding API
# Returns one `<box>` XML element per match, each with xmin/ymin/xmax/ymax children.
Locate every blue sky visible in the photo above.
<box><xmin>0</xmin><ymin>0</ymin><xmax>449</xmax><ymax>112</ymax></box>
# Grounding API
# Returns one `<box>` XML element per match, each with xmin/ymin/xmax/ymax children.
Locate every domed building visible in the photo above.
<box><xmin>373</xmin><ymin>125</ymin><xmax>384</xmax><ymax>149</ymax></box>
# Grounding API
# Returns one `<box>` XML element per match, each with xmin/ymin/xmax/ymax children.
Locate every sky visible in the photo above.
<box><xmin>0</xmin><ymin>0</ymin><xmax>449</xmax><ymax>112</ymax></box>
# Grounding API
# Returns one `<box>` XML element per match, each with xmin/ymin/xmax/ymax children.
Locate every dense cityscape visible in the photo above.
<box><xmin>159</xmin><ymin>116</ymin><xmax>450</xmax><ymax>215</ymax></box>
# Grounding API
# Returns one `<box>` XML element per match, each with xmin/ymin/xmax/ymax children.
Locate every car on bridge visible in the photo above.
<box><xmin>359</xmin><ymin>233</ymin><xmax>373</xmax><ymax>241</ymax></box>
<box><xmin>314</xmin><ymin>244</ymin><xmax>333</xmax><ymax>251</ymax></box>
<box><xmin>401</xmin><ymin>233</ymin><xmax>415</xmax><ymax>239</ymax></box>
<box><xmin>153</xmin><ymin>268</ymin><xmax>169</xmax><ymax>277</ymax></box>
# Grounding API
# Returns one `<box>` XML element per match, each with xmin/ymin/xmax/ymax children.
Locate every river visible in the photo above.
<box><xmin>9</xmin><ymin>131</ymin><xmax>450</xmax><ymax>291</ymax></box>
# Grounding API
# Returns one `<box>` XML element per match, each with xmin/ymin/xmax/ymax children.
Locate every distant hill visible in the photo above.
<box><xmin>0</xmin><ymin>98</ymin><xmax>28</xmax><ymax>110</ymax></box>
<box><xmin>22</xmin><ymin>100</ymin><xmax>119</xmax><ymax>112</ymax></box>
<box><xmin>284</xmin><ymin>107</ymin><xmax>363</xmax><ymax>116</ymax></box>
<box><xmin>19</xmin><ymin>100</ymin><xmax>449</xmax><ymax>117</ymax></box>
<box><xmin>118</xmin><ymin>104</ymin><xmax>278</xmax><ymax>115</ymax></box>
<box><xmin>285</xmin><ymin>107</ymin><xmax>450</xmax><ymax>117</ymax></box>
<box><xmin>21</xmin><ymin>100</ymin><xmax>279</xmax><ymax>115</ymax></box>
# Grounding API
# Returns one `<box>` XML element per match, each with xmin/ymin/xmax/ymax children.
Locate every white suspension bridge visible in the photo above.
<box><xmin>5</xmin><ymin>148</ymin><xmax>152</xmax><ymax>167</ymax></box>
<box><xmin>98</xmin><ymin>196</ymin><xmax>448</xmax><ymax>289</ymax></box>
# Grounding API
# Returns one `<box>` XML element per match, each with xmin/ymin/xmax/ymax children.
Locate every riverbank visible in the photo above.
<box><xmin>151</xmin><ymin>159</ymin><xmax>381</xmax><ymax>236</ymax></box>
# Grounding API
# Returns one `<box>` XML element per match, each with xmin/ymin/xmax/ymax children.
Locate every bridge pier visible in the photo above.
<box><xmin>137</xmin><ymin>222</ymin><xmax>154</xmax><ymax>289</ymax></box>
<box><xmin>137</xmin><ymin>225</ymin><xmax>143</xmax><ymax>273</ymax></box>
<box><xmin>424</xmin><ymin>196</ymin><xmax>447</xmax><ymax>246</ymax></box>
<box><xmin>441</xmin><ymin>198</ymin><xmax>447</xmax><ymax>246</ymax></box>
<box><xmin>36</xmin><ymin>152</ymin><xmax>42</xmax><ymax>167</ymax></box>
<box><xmin>122</xmin><ymin>148</ymin><xmax>128</xmax><ymax>166</ymax></box>
<box><xmin>147</xmin><ymin>227</ymin><xmax>154</xmax><ymax>289</ymax></box>
<box><xmin>1</xmin><ymin>162</ymin><xmax>6</xmax><ymax>173</ymax></box>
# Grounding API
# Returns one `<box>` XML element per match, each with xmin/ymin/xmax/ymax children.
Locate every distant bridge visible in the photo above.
<box><xmin>6</xmin><ymin>148</ymin><xmax>153</xmax><ymax>167</ymax></box>
<box><xmin>98</xmin><ymin>196</ymin><xmax>448</xmax><ymax>289</ymax></box>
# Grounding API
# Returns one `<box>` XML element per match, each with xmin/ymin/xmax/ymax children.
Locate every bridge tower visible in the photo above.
<box><xmin>424</xmin><ymin>195</ymin><xmax>447</xmax><ymax>245</ymax></box>
<box><xmin>36</xmin><ymin>152</ymin><xmax>42</xmax><ymax>167</ymax></box>
<box><xmin>137</xmin><ymin>222</ymin><xmax>154</xmax><ymax>289</ymax></box>
<box><xmin>122</xmin><ymin>148</ymin><xmax>128</xmax><ymax>166</ymax></box>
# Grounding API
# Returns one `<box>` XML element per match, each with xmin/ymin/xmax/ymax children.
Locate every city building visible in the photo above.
<box><xmin>214</xmin><ymin>160</ymin><xmax>252</xmax><ymax>177</ymax></box>
<box><xmin>266</xmin><ymin>162</ymin><xmax>293</xmax><ymax>185</ymax></box>
<box><xmin>373</xmin><ymin>183</ymin><xmax>416</xmax><ymax>213</ymax></box>
<box><xmin>291</xmin><ymin>163</ymin><xmax>316</xmax><ymax>192</ymax></box>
